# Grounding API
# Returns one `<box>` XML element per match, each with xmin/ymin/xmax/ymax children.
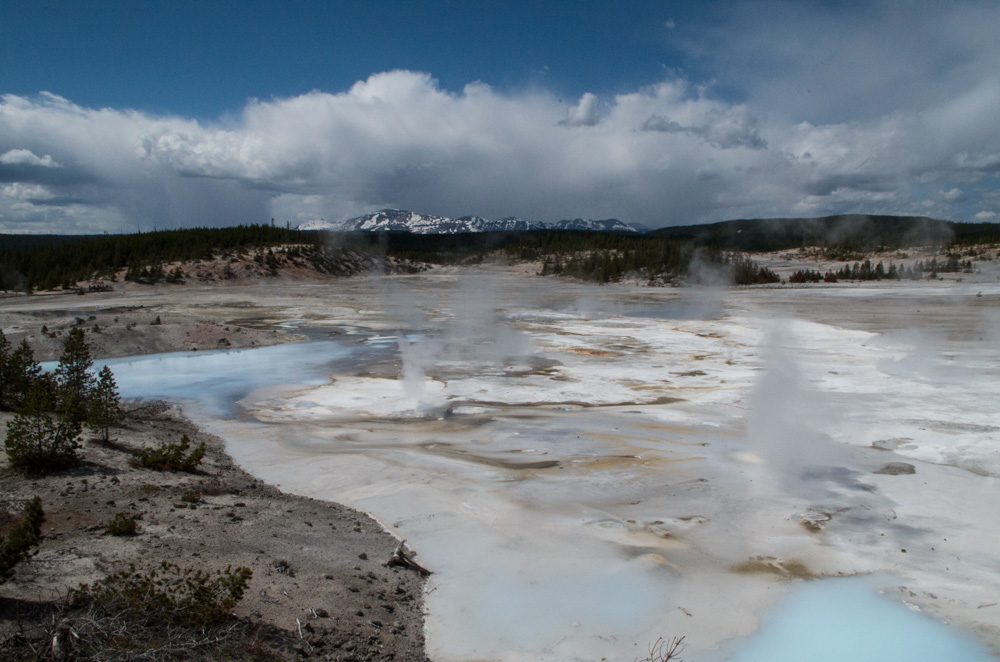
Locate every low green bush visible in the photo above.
<box><xmin>71</xmin><ymin>561</ymin><xmax>252</xmax><ymax>627</ymax></box>
<box><xmin>180</xmin><ymin>488</ymin><xmax>201</xmax><ymax>504</ymax></box>
<box><xmin>104</xmin><ymin>512</ymin><xmax>139</xmax><ymax>537</ymax></box>
<box><xmin>131</xmin><ymin>434</ymin><xmax>206</xmax><ymax>472</ymax></box>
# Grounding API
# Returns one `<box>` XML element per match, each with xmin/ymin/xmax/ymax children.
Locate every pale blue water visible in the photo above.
<box><xmin>74</xmin><ymin>341</ymin><xmax>359</xmax><ymax>416</ymax></box>
<box><xmin>726</xmin><ymin>578</ymin><xmax>994</xmax><ymax>662</ymax></box>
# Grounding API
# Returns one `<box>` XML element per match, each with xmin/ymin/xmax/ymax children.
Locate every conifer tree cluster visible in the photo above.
<box><xmin>824</xmin><ymin>254</ymin><xmax>974</xmax><ymax>282</ymax></box>
<box><xmin>1</xmin><ymin>328</ymin><xmax>124</xmax><ymax>474</ymax></box>
<box><xmin>728</xmin><ymin>253</ymin><xmax>781</xmax><ymax>285</ymax></box>
<box><xmin>509</xmin><ymin>232</ymin><xmax>691</xmax><ymax>283</ymax></box>
<box><xmin>788</xmin><ymin>269</ymin><xmax>837</xmax><ymax>283</ymax></box>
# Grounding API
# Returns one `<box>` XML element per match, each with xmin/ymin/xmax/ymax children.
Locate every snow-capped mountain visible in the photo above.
<box><xmin>297</xmin><ymin>209</ymin><xmax>639</xmax><ymax>234</ymax></box>
<box><xmin>551</xmin><ymin>218</ymin><xmax>637</xmax><ymax>233</ymax></box>
<box><xmin>297</xmin><ymin>218</ymin><xmax>344</xmax><ymax>231</ymax></box>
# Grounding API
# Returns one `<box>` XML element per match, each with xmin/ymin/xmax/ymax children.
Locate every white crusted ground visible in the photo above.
<box><xmin>181</xmin><ymin>270</ymin><xmax>999</xmax><ymax>661</ymax></box>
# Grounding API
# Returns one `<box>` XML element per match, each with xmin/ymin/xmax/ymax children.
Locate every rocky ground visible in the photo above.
<box><xmin>0</xmin><ymin>303</ymin><xmax>297</xmax><ymax>362</ymax></box>
<box><xmin>0</xmin><ymin>402</ymin><xmax>429</xmax><ymax>661</ymax></box>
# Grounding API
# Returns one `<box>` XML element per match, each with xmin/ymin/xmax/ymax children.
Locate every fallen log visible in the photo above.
<box><xmin>386</xmin><ymin>540</ymin><xmax>432</xmax><ymax>576</ymax></box>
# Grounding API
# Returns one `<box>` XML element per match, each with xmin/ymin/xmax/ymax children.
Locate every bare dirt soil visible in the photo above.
<box><xmin>0</xmin><ymin>403</ymin><xmax>429</xmax><ymax>661</ymax></box>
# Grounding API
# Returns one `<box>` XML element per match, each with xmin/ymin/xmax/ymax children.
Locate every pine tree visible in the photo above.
<box><xmin>4</xmin><ymin>383</ymin><xmax>80</xmax><ymax>474</ymax></box>
<box><xmin>54</xmin><ymin>328</ymin><xmax>95</xmax><ymax>425</ymax></box>
<box><xmin>88</xmin><ymin>365</ymin><xmax>124</xmax><ymax>444</ymax></box>
<box><xmin>0</xmin><ymin>330</ymin><xmax>10</xmax><ymax>409</ymax></box>
<box><xmin>6</xmin><ymin>340</ymin><xmax>42</xmax><ymax>410</ymax></box>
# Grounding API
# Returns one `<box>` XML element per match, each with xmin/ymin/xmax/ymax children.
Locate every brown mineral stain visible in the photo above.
<box><xmin>731</xmin><ymin>555</ymin><xmax>817</xmax><ymax>579</ymax></box>
<box><xmin>563</xmin><ymin>347</ymin><xmax>624</xmax><ymax>357</ymax></box>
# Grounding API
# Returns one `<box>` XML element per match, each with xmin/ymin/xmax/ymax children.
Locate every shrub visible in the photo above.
<box><xmin>71</xmin><ymin>561</ymin><xmax>252</xmax><ymax>627</ymax></box>
<box><xmin>0</xmin><ymin>496</ymin><xmax>44</xmax><ymax>583</ymax></box>
<box><xmin>104</xmin><ymin>512</ymin><xmax>139</xmax><ymax>537</ymax></box>
<box><xmin>180</xmin><ymin>488</ymin><xmax>201</xmax><ymax>504</ymax></box>
<box><xmin>4</xmin><ymin>385</ymin><xmax>81</xmax><ymax>474</ymax></box>
<box><xmin>131</xmin><ymin>434</ymin><xmax>206</xmax><ymax>472</ymax></box>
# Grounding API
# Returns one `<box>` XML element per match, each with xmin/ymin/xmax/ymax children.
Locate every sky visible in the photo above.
<box><xmin>1</xmin><ymin>0</ymin><xmax>999</xmax><ymax>234</ymax></box>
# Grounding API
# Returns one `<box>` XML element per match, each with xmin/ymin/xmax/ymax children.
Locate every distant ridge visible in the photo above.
<box><xmin>297</xmin><ymin>209</ymin><xmax>639</xmax><ymax>234</ymax></box>
<box><xmin>649</xmin><ymin>214</ymin><xmax>967</xmax><ymax>252</ymax></box>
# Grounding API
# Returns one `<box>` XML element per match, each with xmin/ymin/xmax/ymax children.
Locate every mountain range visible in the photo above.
<box><xmin>297</xmin><ymin>209</ymin><xmax>639</xmax><ymax>234</ymax></box>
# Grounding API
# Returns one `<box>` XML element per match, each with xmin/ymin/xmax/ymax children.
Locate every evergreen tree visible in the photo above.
<box><xmin>4</xmin><ymin>383</ymin><xmax>81</xmax><ymax>474</ymax></box>
<box><xmin>88</xmin><ymin>365</ymin><xmax>125</xmax><ymax>444</ymax></box>
<box><xmin>54</xmin><ymin>328</ymin><xmax>95</xmax><ymax>425</ymax></box>
<box><xmin>6</xmin><ymin>340</ymin><xmax>42</xmax><ymax>409</ymax></box>
<box><xmin>0</xmin><ymin>330</ymin><xmax>10</xmax><ymax>409</ymax></box>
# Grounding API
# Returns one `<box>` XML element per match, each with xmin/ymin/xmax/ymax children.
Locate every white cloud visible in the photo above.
<box><xmin>974</xmin><ymin>211</ymin><xmax>997</xmax><ymax>221</ymax></box>
<box><xmin>0</xmin><ymin>148</ymin><xmax>60</xmax><ymax>167</ymax></box>
<box><xmin>2</xmin><ymin>58</ymin><xmax>1000</xmax><ymax>232</ymax></box>
<box><xmin>690</xmin><ymin>0</ymin><xmax>1000</xmax><ymax>126</ymax></box>
<box><xmin>642</xmin><ymin>104</ymin><xmax>766</xmax><ymax>150</ymax></box>
<box><xmin>560</xmin><ymin>92</ymin><xmax>600</xmax><ymax>127</ymax></box>
<box><xmin>1</xmin><ymin>182</ymin><xmax>54</xmax><ymax>201</ymax></box>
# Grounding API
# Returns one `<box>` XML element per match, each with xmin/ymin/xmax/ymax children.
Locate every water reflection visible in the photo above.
<box><xmin>93</xmin><ymin>341</ymin><xmax>361</xmax><ymax>416</ymax></box>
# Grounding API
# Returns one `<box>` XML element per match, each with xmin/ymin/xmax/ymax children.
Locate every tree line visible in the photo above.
<box><xmin>0</xmin><ymin>224</ymin><xmax>319</xmax><ymax>291</ymax></box>
<box><xmin>3</xmin><ymin>219</ymin><xmax>992</xmax><ymax>292</ymax></box>
<box><xmin>789</xmin><ymin>254</ymin><xmax>975</xmax><ymax>284</ymax></box>
<box><xmin>649</xmin><ymin>214</ymin><xmax>1000</xmax><ymax>255</ymax></box>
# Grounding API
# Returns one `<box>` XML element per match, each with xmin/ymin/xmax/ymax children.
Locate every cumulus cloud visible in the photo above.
<box><xmin>1</xmin><ymin>182</ymin><xmax>55</xmax><ymax>201</ymax></box>
<box><xmin>560</xmin><ymin>92</ymin><xmax>600</xmax><ymax>127</ymax></box>
<box><xmin>1</xmin><ymin>56</ymin><xmax>1000</xmax><ymax>233</ymax></box>
<box><xmin>0</xmin><ymin>148</ymin><xmax>60</xmax><ymax>167</ymax></box>
<box><xmin>642</xmin><ymin>106</ymin><xmax>766</xmax><ymax>150</ymax></box>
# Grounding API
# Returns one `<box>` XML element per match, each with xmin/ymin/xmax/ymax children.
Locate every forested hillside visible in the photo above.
<box><xmin>649</xmin><ymin>214</ymin><xmax>1000</xmax><ymax>254</ymax></box>
<box><xmin>0</xmin><ymin>226</ymin><xmax>316</xmax><ymax>291</ymax></box>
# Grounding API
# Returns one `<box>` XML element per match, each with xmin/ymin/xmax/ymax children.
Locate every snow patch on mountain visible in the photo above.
<box><xmin>297</xmin><ymin>210</ymin><xmax>639</xmax><ymax>234</ymax></box>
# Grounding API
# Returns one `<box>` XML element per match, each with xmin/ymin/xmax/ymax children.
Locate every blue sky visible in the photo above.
<box><xmin>2</xmin><ymin>1</ymin><xmax>697</xmax><ymax>119</ymax></box>
<box><xmin>2</xmin><ymin>0</ymin><xmax>999</xmax><ymax>232</ymax></box>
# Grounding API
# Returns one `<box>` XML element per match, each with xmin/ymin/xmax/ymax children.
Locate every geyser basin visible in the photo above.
<box><xmin>99</xmin><ymin>272</ymin><xmax>1000</xmax><ymax>661</ymax></box>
